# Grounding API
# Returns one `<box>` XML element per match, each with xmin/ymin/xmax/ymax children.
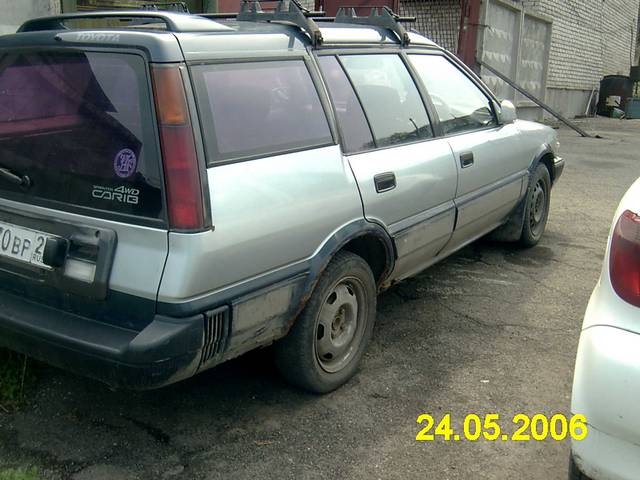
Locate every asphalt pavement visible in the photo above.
<box><xmin>0</xmin><ymin>117</ymin><xmax>638</xmax><ymax>480</ymax></box>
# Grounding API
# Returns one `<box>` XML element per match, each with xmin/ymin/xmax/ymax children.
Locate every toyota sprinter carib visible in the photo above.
<box><xmin>0</xmin><ymin>3</ymin><xmax>563</xmax><ymax>393</ymax></box>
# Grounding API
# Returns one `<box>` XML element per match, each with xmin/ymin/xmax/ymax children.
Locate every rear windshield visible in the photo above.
<box><xmin>191</xmin><ymin>60</ymin><xmax>333</xmax><ymax>163</ymax></box>
<box><xmin>0</xmin><ymin>50</ymin><xmax>163</xmax><ymax>222</ymax></box>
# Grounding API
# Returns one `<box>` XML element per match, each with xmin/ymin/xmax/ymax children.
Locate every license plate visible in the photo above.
<box><xmin>0</xmin><ymin>221</ymin><xmax>55</xmax><ymax>269</ymax></box>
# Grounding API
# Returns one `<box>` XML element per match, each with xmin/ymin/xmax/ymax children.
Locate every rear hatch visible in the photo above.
<box><xmin>0</xmin><ymin>45</ymin><xmax>168</xmax><ymax>330</ymax></box>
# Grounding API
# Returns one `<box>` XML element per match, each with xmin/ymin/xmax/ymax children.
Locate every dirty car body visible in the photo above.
<box><xmin>0</xmin><ymin>7</ymin><xmax>562</xmax><ymax>391</ymax></box>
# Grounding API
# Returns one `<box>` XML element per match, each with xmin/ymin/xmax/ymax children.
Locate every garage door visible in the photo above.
<box><xmin>478</xmin><ymin>0</ymin><xmax>552</xmax><ymax>121</ymax></box>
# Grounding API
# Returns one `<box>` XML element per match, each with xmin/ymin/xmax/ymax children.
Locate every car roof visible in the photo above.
<box><xmin>1</xmin><ymin>10</ymin><xmax>439</xmax><ymax>62</ymax></box>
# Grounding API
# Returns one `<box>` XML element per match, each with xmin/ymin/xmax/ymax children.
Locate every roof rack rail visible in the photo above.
<box><xmin>17</xmin><ymin>10</ymin><xmax>222</xmax><ymax>33</ymax></box>
<box><xmin>334</xmin><ymin>6</ymin><xmax>411</xmax><ymax>46</ymax></box>
<box><xmin>141</xmin><ymin>2</ymin><xmax>189</xmax><ymax>12</ymax></box>
<box><xmin>235</xmin><ymin>0</ymin><xmax>324</xmax><ymax>47</ymax></box>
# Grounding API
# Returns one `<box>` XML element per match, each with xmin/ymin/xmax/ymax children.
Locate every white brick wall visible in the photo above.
<box><xmin>402</xmin><ymin>0</ymin><xmax>639</xmax><ymax>91</ymax></box>
<box><xmin>520</xmin><ymin>0</ymin><xmax>639</xmax><ymax>90</ymax></box>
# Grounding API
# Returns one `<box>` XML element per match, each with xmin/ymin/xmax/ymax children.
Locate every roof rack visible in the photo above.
<box><xmin>17</xmin><ymin>10</ymin><xmax>224</xmax><ymax>33</ymax></box>
<box><xmin>201</xmin><ymin>1</ymin><xmax>414</xmax><ymax>47</ymax></box>
<box><xmin>16</xmin><ymin>1</ymin><xmax>415</xmax><ymax>46</ymax></box>
<box><xmin>334</xmin><ymin>6</ymin><xmax>411</xmax><ymax>46</ymax></box>
<box><xmin>235</xmin><ymin>0</ymin><xmax>324</xmax><ymax>47</ymax></box>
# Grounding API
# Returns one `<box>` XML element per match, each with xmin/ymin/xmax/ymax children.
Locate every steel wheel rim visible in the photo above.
<box><xmin>314</xmin><ymin>277</ymin><xmax>367</xmax><ymax>374</ymax></box>
<box><xmin>529</xmin><ymin>180</ymin><xmax>547</xmax><ymax>235</ymax></box>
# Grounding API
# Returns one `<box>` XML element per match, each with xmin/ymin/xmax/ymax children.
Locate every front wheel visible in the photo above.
<box><xmin>519</xmin><ymin>163</ymin><xmax>552</xmax><ymax>247</ymax></box>
<box><xmin>274</xmin><ymin>251</ymin><xmax>377</xmax><ymax>393</ymax></box>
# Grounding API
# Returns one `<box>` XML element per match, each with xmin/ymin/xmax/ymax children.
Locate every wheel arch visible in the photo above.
<box><xmin>531</xmin><ymin>145</ymin><xmax>556</xmax><ymax>184</ymax></box>
<box><xmin>311</xmin><ymin>220</ymin><xmax>396</xmax><ymax>289</ymax></box>
<box><xmin>341</xmin><ymin>232</ymin><xmax>394</xmax><ymax>286</ymax></box>
<box><xmin>286</xmin><ymin>220</ymin><xmax>396</xmax><ymax>332</ymax></box>
<box><xmin>491</xmin><ymin>146</ymin><xmax>554</xmax><ymax>242</ymax></box>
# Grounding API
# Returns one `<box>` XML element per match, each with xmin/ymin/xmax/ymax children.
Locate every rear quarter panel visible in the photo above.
<box><xmin>158</xmin><ymin>146</ymin><xmax>363</xmax><ymax>303</ymax></box>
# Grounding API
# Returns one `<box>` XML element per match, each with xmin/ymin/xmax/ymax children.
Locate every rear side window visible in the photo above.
<box><xmin>339</xmin><ymin>54</ymin><xmax>433</xmax><ymax>148</ymax></box>
<box><xmin>317</xmin><ymin>56</ymin><xmax>374</xmax><ymax>154</ymax></box>
<box><xmin>192</xmin><ymin>60</ymin><xmax>333</xmax><ymax>163</ymax></box>
<box><xmin>409</xmin><ymin>55</ymin><xmax>497</xmax><ymax>135</ymax></box>
<box><xmin>0</xmin><ymin>51</ymin><xmax>162</xmax><ymax>221</ymax></box>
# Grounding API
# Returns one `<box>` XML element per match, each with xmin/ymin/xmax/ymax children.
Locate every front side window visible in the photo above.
<box><xmin>192</xmin><ymin>60</ymin><xmax>333</xmax><ymax>163</ymax></box>
<box><xmin>339</xmin><ymin>54</ymin><xmax>433</xmax><ymax>148</ymax></box>
<box><xmin>409</xmin><ymin>55</ymin><xmax>497</xmax><ymax>135</ymax></box>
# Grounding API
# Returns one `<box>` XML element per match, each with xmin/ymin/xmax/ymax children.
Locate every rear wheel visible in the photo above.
<box><xmin>519</xmin><ymin>163</ymin><xmax>551</xmax><ymax>247</ymax></box>
<box><xmin>274</xmin><ymin>251</ymin><xmax>377</xmax><ymax>393</ymax></box>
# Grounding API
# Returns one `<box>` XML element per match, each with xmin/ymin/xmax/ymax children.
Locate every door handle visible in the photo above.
<box><xmin>374</xmin><ymin>172</ymin><xmax>396</xmax><ymax>193</ymax></box>
<box><xmin>460</xmin><ymin>152</ymin><xmax>474</xmax><ymax>168</ymax></box>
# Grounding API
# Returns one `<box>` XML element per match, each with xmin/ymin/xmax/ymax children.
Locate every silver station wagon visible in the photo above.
<box><xmin>0</xmin><ymin>2</ymin><xmax>563</xmax><ymax>393</ymax></box>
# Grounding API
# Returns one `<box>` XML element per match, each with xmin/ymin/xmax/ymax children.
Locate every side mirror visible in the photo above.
<box><xmin>498</xmin><ymin>99</ymin><xmax>517</xmax><ymax>124</ymax></box>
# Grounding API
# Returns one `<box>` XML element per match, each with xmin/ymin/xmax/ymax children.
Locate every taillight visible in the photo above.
<box><xmin>151</xmin><ymin>66</ymin><xmax>205</xmax><ymax>231</ymax></box>
<box><xmin>609</xmin><ymin>209</ymin><xmax>640</xmax><ymax>307</ymax></box>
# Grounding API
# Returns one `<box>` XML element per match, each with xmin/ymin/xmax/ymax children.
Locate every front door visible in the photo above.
<box><xmin>408</xmin><ymin>53</ymin><xmax>529</xmax><ymax>252</ymax></box>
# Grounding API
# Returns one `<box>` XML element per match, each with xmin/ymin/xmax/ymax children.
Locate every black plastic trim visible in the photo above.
<box><xmin>0</xmin><ymin>287</ymin><xmax>203</xmax><ymax>390</ymax></box>
<box><xmin>553</xmin><ymin>156</ymin><xmax>565</xmax><ymax>183</ymax></box>
<box><xmin>374</xmin><ymin>172</ymin><xmax>397</xmax><ymax>193</ymax></box>
<box><xmin>530</xmin><ymin>146</ymin><xmax>554</xmax><ymax>174</ymax></box>
<box><xmin>334</xmin><ymin>7</ymin><xmax>410</xmax><ymax>46</ymax></box>
<box><xmin>158</xmin><ymin>262</ymin><xmax>309</xmax><ymax>317</ymax></box>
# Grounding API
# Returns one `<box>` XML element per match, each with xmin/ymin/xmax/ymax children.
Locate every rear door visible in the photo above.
<box><xmin>0</xmin><ymin>48</ymin><xmax>168</xmax><ymax>329</ymax></box>
<box><xmin>318</xmin><ymin>53</ymin><xmax>458</xmax><ymax>281</ymax></box>
<box><xmin>408</xmin><ymin>53</ymin><xmax>529</xmax><ymax>251</ymax></box>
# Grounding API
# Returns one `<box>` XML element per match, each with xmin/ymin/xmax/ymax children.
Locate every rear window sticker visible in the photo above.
<box><xmin>114</xmin><ymin>148</ymin><xmax>137</xmax><ymax>178</ymax></box>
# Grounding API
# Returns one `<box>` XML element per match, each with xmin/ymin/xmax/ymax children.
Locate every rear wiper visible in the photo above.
<box><xmin>0</xmin><ymin>167</ymin><xmax>31</xmax><ymax>188</ymax></box>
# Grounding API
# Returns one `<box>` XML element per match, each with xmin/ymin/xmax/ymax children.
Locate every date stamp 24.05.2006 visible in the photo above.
<box><xmin>415</xmin><ymin>413</ymin><xmax>588</xmax><ymax>442</ymax></box>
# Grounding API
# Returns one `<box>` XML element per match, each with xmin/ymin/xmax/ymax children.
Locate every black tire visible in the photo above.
<box><xmin>274</xmin><ymin>251</ymin><xmax>377</xmax><ymax>393</ymax></box>
<box><xmin>519</xmin><ymin>163</ymin><xmax>552</xmax><ymax>247</ymax></box>
<box><xmin>569</xmin><ymin>454</ymin><xmax>588</xmax><ymax>480</ymax></box>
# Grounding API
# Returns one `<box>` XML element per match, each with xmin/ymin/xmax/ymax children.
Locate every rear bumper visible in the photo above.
<box><xmin>0</xmin><ymin>289</ymin><xmax>204</xmax><ymax>390</ymax></box>
<box><xmin>571</xmin><ymin>423</ymin><xmax>640</xmax><ymax>480</ymax></box>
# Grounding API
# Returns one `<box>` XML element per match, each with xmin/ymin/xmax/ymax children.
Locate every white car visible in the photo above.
<box><xmin>570</xmin><ymin>178</ymin><xmax>640</xmax><ymax>479</ymax></box>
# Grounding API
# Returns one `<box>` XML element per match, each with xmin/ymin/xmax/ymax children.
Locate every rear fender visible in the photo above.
<box><xmin>289</xmin><ymin>219</ymin><xmax>395</xmax><ymax>330</ymax></box>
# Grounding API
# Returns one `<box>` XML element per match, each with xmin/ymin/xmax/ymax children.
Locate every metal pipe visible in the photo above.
<box><xmin>478</xmin><ymin>60</ymin><xmax>593</xmax><ymax>138</ymax></box>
